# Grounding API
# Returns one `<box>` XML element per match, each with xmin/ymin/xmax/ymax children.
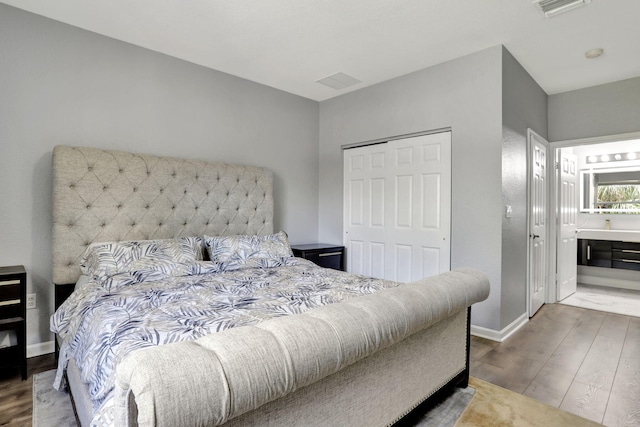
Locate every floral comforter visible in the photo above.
<box><xmin>51</xmin><ymin>257</ymin><xmax>398</xmax><ymax>425</ymax></box>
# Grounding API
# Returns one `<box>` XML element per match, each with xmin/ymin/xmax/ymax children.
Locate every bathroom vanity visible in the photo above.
<box><xmin>578</xmin><ymin>238</ymin><xmax>640</xmax><ymax>271</ymax></box>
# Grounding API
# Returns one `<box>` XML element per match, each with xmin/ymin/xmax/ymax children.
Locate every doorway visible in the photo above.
<box><xmin>551</xmin><ymin>133</ymin><xmax>640</xmax><ymax>317</ymax></box>
<box><xmin>527</xmin><ymin>129</ymin><xmax>549</xmax><ymax>317</ymax></box>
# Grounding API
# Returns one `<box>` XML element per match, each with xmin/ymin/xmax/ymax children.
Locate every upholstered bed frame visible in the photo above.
<box><xmin>52</xmin><ymin>145</ymin><xmax>490</xmax><ymax>426</ymax></box>
<box><xmin>52</xmin><ymin>145</ymin><xmax>274</xmax><ymax>286</ymax></box>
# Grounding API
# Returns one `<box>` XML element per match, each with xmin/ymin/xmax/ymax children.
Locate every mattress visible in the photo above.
<box><xmin>52</xmin><ymin>257</ymin><xmax>399</xmax><ymax>425</ymax></box>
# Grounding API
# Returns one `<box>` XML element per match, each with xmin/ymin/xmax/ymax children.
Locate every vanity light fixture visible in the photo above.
<box><xmin>587</xmin><ymin>151</ymin><xmax>640</xmax><ymax>164</ymax></box>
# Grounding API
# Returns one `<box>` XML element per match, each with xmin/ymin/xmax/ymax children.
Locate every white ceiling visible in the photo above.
<box><xmin>3</xmin><ymin>0</ymin><xmax>640</xmax><ymax>101</ymax></box>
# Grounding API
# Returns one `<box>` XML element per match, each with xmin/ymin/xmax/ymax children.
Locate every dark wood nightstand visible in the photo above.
<box><xmin>0</xmin><ymin>265</ymin><xmax>27</xmax><ymax>380</ymax></box>
<box><xmin>291</xmin><ymin>244</ymin><xmax>345</xmax><ymax>271</ymax></box>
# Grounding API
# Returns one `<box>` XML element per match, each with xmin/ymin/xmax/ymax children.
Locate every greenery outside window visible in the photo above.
<box><xmin>581</xmin><ymin>168</ymin><xmax>640</xmax><ymax>214</ymax></box>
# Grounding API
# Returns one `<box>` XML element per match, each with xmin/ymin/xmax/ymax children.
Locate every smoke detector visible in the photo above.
<box><xmin>532</xmin><ymin>0</ymin><xmax>591</xmax><ymax>17</ymax></box>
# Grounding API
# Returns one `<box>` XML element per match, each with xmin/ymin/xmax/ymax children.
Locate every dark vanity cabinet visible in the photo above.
<box><xmin>611</xmin><ymin>241</ymin><xmax>640</xmax><ymax>271</ymax></box>
<box><xmin>578</xmin><ymin>239</ymin><xmax>640</xmax><ymax>271</ymax></box>
<box><xmin>577</xmin><ymin>239</ymin><xmax>611</xmax><ymax>268</ymax></box>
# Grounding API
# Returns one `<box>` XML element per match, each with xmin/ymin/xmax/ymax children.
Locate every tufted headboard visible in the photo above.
<box><xmin>52</xmin><ymin>145</ymin><xmax>274</xmax><ymax>285</ymax></box>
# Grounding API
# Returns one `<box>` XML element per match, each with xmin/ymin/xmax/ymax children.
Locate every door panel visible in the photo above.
<box><xmin>422</xmin><ymin>174</ymin><xmax>440</xmax><ymax>228</ymax></box>
<box><xmin>344</xmin><ymin>132</ymin><xmax>451</xmax><ymax>281</ymax></box>
<box><xmin>557</xmin><ymin>150</ymin><xmax>578</xmax><ymax>300</ymax></box>
<box><xmin>529</xmin><ymin>131</ymin><xmax>548</xmax><ymax>316</ymax></box>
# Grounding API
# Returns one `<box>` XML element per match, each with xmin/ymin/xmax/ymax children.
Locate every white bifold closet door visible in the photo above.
<box><xmin>343</xmin><ymin>131</ymin><xmax>451</xmax><ymax>282</ymax></box>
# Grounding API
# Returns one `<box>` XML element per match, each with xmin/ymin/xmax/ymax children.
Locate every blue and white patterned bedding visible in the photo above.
<box><xmin>51</xmin><ymin>257</ymin><xmax>398</xmax><ymax>425</ymax></box>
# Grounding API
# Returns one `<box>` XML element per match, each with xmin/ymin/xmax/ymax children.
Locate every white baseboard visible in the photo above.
<box><xmin>471</xmin><ymin>312</ymin><xmax>528</xmax><ymax>343</ymax></box>
<box><xmin>27</xmin><ymin>340</ymin><xmax>54</xmax><ymax>358</ymax></box>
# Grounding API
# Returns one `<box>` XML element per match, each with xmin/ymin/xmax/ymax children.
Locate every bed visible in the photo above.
<box><xmin>51</xmin><ymin>145</ymin><xmax>490</xmax><ymax>427</ymax></box>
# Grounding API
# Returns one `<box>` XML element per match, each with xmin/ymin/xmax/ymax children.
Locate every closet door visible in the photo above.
<box><xmin>343</xmin><ymin>131</ymin><xmax>451</xmax><ymax>282</ymax></box>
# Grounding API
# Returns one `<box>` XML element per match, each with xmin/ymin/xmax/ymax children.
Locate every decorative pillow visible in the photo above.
<box><xmin>204</xmin><ymin>231</ymin><xmax>293</xmax><ymax>265</ymax></box>
<box><xmin>79</xmin><ymin>236</ymin><xmax>203</xmax><ymax>280</ymax></box>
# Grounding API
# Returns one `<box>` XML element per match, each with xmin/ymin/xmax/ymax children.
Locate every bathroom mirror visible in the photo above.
<box><xmin>580</xmin><ymin>167</ymin><xmax>640</xmax><ymax>213</ymax></box>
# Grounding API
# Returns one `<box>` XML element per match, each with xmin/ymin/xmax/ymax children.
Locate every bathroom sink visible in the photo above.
<box><xmin>577</xmin><ymin>229</ymin><xmax>640</xmax><ymax>242</ymax></box>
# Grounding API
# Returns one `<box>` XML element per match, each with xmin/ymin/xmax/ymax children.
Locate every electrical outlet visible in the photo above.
<box><xmin>26</xmin><ymin>293</ymin><xmax>36</xmax><ymax>309</ymax></box>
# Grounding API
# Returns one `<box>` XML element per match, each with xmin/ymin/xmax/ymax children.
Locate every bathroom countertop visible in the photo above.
<box><xmin>577</xmin><ymin>229</ymin><xmax>640</xmax><ymax>242</ymax></box>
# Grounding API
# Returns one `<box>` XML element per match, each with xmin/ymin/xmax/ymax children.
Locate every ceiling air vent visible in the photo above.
<box><xmin>316</xmin><ymin>72</ymin><xmax>361</xmax><ymax>90</ymax></box>
<box><xmin>533</xmin><ymin>0</ymin><xmax>591</xmax><ymax>17</ymax></box>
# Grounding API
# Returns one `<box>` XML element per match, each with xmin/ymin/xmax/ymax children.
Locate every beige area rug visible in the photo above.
<box><xmin>456</xmin><ymin>377</ymin><xmax>602</xmax><ymax>427</ymax></box>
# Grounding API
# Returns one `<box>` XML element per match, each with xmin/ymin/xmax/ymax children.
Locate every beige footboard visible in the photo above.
<box><xmin>115</xmin><ymin>268</ymin><xmax>490</xmax><ymax>426</ymax></box>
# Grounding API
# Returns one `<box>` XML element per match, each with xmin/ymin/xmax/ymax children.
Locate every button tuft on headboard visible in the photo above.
<box><xmin>51</xmin><ymin>145</ymin><xmax>274</xmax><ymax>285</ymax></box>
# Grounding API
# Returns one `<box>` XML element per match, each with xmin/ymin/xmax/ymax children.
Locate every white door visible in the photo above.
<box><xmin>343</xmin><ymin>142</ymin><xmax>389</xmax><ymax>279</ymax></box>
<box><xmin>528</xmin><ymin>130</ymin><xmax>548</xmax><ymax>316</ymax></box>
<box><xmin>343</xmin><ymin>131</ymin><xmax>451</xmax><ymax>282</ymax></box>
<box><xmin>557</xmin><ymin>149</ymin><xmax>578</xmax><ymax>301</ymax></box>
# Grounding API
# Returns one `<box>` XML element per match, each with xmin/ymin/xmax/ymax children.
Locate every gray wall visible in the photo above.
<box><xmin>549</xmin><ymin>76</ymin><xmax>640</xmax><ymax>142</ymax></box>
<box><xmin>319</xmin><ymin>46</ymin><xmax>504</xmax><ymax>330</ymax></box>
<box><xmin>501</xmin><ymin>48</ymin><xmax>548</xmax><ymax>328</ymax></box>
<box><xmin>0</xmin><ymin>4</ymin><xmax>319</xmax><ymax>348</ymax></box>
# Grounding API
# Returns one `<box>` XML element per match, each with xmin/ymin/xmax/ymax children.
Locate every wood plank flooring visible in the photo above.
<box><xmin>2</xmin><ymin>303</ymin><xmax>638</xmax><ymax>426</ymax></box>
<box><xmin>0</xmin><ymin>353</ymin><xmax>55</xmax><ymax>427</ymax></box>
<box><xmin>471</xmin><ymin>303</ymin><xmax>640</xmax><ymax>426</ymax></box>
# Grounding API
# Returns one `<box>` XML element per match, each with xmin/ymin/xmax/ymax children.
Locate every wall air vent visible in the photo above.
<box><xmin>532</xmin><ymin>0</ymin><xmax>591</xmax><ymax>17</ymax></box>
<box><xmin>316</xmin><ymin>72</ymin><xmax>361</xmax><ymax>90</ymax></box>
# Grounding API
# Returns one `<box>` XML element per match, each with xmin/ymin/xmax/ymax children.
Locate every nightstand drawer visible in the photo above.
<box><xmin>291</xmin><ymin>244</ymin><xmax>345</xmax><ymax>271</ymax></box>
<box><xmin>0</xmin><ymin>283</ymin><xmax>21</xmax><ymax>301</ymax></box>
<box><xmin>305</xmin><ymin>252</ymin><xmax>343</xmax><ymax>270</ymax></box>
<box><xmin>0</xmin><ymin>301</ymin><xmax>22</xmax><ymax>319</ymax></box>
<box><xmin>0</xmin><ymin>265</ymin><xmax>27</xmax><ymax>380</ymax></box>
<box><xmin>0</xmin><ymin>283</ymin><xmax>22</xmax><ymax>319</ymax></box>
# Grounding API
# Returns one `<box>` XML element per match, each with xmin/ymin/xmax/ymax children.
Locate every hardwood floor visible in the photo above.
<box><xmin>2</xmin><ymin>304</ymin><xmax>637</xmax><ymax>426</ymax></box>
<box><xmin>471</xmin><ymin>303</ymin><xmax>640</xmax><ymax>426</ymax></box>
<box><xmin>0</xmin><ymin>353</ymin><xmax>55</xmax><ymax>427</ymax></box>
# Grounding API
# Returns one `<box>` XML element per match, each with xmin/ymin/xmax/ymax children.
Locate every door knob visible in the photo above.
<box><xmin>531</xmin><ymin>234</ymin><xmax>540</xmax><ymax>239</ymax></box>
